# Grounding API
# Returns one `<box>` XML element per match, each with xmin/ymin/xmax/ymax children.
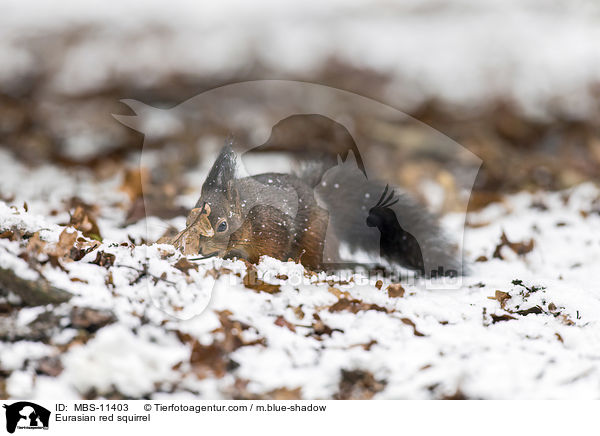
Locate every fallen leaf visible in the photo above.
<box><xmin>69</xmin><ymin>237</ymin><xmax>100</xmax><ymax>261</ymax></box>
<box><xmin>36</xmin><ymin>356</ymin><xmax>63</xmax><ymax>377</ymax></box>
<box><xmin>120</xmin><ymin>167</ymin><xmax>149</xmax><ymax>202</ymax></box>
<box><xmin>387</xmin><ymin>283</ymin><xmax>405</xmax><ymax>298</ymax></box>
<box><xmin>274</xmin><ymin>315</ymin><xmax>296</xmax><ymax>332</ymax></box>
<box><xmin>515</xmin><ymin>306</ymin><xmax>544</xmax><ymax>316</ymax></box>
<box><xmin>490</xmin><ymin>313</ymin><xmax>517</xmax><ymax>323</ymax></box>
<box><xmin>440</xmin><ymin>389</ymin><xmax>468</xmax><ymax>400</ymax></box>
<box><xmin>243</xmin><ymin>265</ymin><xmax>280</xmax><ymax>294</ymax></box>
<box><xmin>205</xmin><ymin>267</ymin><xmax>234</xmax><ymax>279</ymax></box>
<box><xmin>0</xmin><ymin>230</ymin><xmax>17</xmax><ymax>241</ymax></box>
<box><xmin>309</xmin><ymin>313</ymin><xmax>343</xmax><ymax>339</ymax></box>
<box><xmin>328</xmin><ymin>287</ymin><xmax>351</xmax><ymax>299</ymax></box>
<box><xmin>400</xmin><ymin>317</ymin><xmax>425</xmax><ymax>336</ymax></box>
<box><xmin>493</xmin><ymin>231</ymin><xmax>534</xmax><ymax>259</ymax></box>
<box><xmin>53</xmin><ymin>228</ymin><xmax>77</xmax><ymax>259</ymax></box>
<box><xmin>265</xmin><ymin>387</ymin><xmax>302</xmax><ymax>400</ymax></box>
<box><xmin>293</xmin><ymin>306</ymin><xmax>305</xmax><ymax>320</ymax></box>
<box><xmin>26</xmin><ymin>232</ymin><xmax>46</xmax><ymax>254</ymax></box>
<box><xmin>488</xmin><ymin>290</ymin><xmax>511</xmax><ymax>309</ymax></box>
<box><xmin>215</xmin><ymin>310</ymin><xmax>265</xmax><ymax>353</ymax></box>
<box><xmin>189</xmin><ymin>342</ymin><xmax>229</xmax><ymax>379</ymax></box>
<box><xmin>174</xmin><ymin>257</ymin><xmax>199</xmax><ymax>275</ymax></box>
<box><xmin>69</xmin><ymin>206</ymin><xmax>101</xmax><ymax>240</ymax></box>
<box><xmin>334</xmin><ymin>369</ymin><xmax>386</xmax><ymax>400</ymax></box>
<box><xmin>91</xmin><ymin>251</ymin><xmax>115</xmax><ymax>268</ymax></box>
<box><xmin>329</xmin><ymin>298</ymin><xmax>387</xmax><ymax>314</ymax></box>
<box><xmin>177</xmin><ymin>311</ymin><xmax>264</xmax><ymax>379</ymax></box>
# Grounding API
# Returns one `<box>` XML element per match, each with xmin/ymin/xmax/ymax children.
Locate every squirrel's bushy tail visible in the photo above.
<box><xmin>312</xmin><ymin>162</ymin><xmax>464</xmax><ymax>277</ymax></box>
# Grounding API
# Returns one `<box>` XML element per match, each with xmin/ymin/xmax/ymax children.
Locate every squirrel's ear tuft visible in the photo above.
<box><xmin>202</xmin><ymin>144</ymin><xmax>237</xmax><ymax>194</ymax></box>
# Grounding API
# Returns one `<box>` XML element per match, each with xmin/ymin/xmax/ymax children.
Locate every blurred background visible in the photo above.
<box><xmin>1</xmin><ymin>0</ymin><xmax>599</xmax><ymax>216</ymax></box>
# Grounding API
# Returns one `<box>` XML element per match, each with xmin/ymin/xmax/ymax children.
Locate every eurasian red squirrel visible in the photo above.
<box><xmin>171</xmin><ymin>140</ymin><xmax>462</xmax><ymax>277</ymax></box>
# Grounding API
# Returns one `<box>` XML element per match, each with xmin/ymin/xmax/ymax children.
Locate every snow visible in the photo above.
<box><xmin>60</xmin><ymin>325</ymin><xmax>189</xmax><ymax>398</ymax></box>
<box><xmin>1</xmin><ymin>0</ymin><xmax>599</xmax><ymax>401</ymax></box>
<box><xmin>0</xmin><ymin>342</ymin><xmax>53</xmax><ymax>371</ymax></box>
<box><xmin>0</xmin><ymin>149</ymin><xmax>599</xmax><ymax>399</ymax></box>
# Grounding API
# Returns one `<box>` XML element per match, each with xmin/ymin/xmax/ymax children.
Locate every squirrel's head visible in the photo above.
<box><xmin>191</xmin><ymin>144</ymin><xmax>242</xmax><ymax>257</ymax></box>
<box><xmin>366</xmin><ymin>185</ymin><xmax>399</xmax><ymax>228</ymax></box>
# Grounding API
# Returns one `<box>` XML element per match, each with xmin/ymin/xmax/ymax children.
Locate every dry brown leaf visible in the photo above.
<box><xmin>493</xmin><ymin>231</ymin><xmax>534</xmax><ymax>259</ymax></box>
<box><xmin>189</xmin><ymin>342</ymin><xmax>229</xmax><ymax>379</ymax></box>
<box><xmin>490</xmin><ymin>313</ymin><xmax>517</xmax><ymax>323</ymax></box>
<box><xmin>215</xmin><ymin>310</ymin><xmax>265</xmax><ymax>353</ymax></box>
<box><xmin>243</xmin><ymin>265</ymin><xmax>280</xmax><ymax>294</ymax></box>
<box><xmin>350</xmin><ymin>339</ymin><xmax>378</xmax><ymax>351</ymax></box>
<box><xmin>26</xmin><ymin>232</ymin><xmax>47</xmax><ymax>254</ymax></box>
<box><xmin>400</xmin><ymin>317</ymin><xmax>425</xmax><ymax>336</ymax></box>
<box><xmin>274</xmin><ymin>315</ymin><xmax>296</xmax><ymax>332</ymax></box>
<box><xmin>308</xmin><ymin>313</ymin><xmax>343</xmax><ymax>339</ymax></box>
<box><xmin>70</xmin><ymin>237</ymin><xmax>100</xmax><ymax>261</ymax></box>
<box><xmin>36</xmin><ymin>356</ymin><xmax>63</xmax><ymax>377</ymax></box>
<box><xmin>204</xmin><ymin>267</ymin><xmax>234</xmax><ymax>279</ymax></box>
<box><xmin>53</xmin><ymin>228</ymin><xmax>77</xmax><ymax>259</ymax></box>
<box><xmin>0</xmin><ymin>230</ymin><xmax>18</xmax><ymax>241</ymax></box>
<box><xmin>329</xmin><ymin>298</ymin><xmax>387</xmax><ymax>314</ymax></box>
<box><xmin>328</xmin><ymin>286</ymin><xmax>352</xmax><ymax>299</ymax></box>
<box><xmin>174</xmin><ymin>258</ymin><xmax>199</xmax><ymax>275</ymax></box>
<box><xmin>265</xmin><ymin>387</ymin><xmax>302</xmax><ymax>400</ymax></box>
<box><xmin>334</xmin><ymin>369</ymin><xmax>386</xmax><ymax>400</ymax></box>
<box><xmin>120</xmin><ymin>167</ymin><xmax>149</xmax><ymax>202</ymax></box>
<box><xmin>293</xmin><ymin>306</ymin><xmax>305</xmax><ymax>320</ymax></box>
<box><xmin>515</xmin><ymin>306</ymin><xmax>544</xmax><ymax>316</ymax></box>
<box><xmin>177</xmin><ymin>310</ymin><xmax>265</xmax><ymax>380</ymax></box>
<box><xmin>92</xmin><ymin>251</ymin><xmax>116</xmax><ymax>268</ymax></box>
<box><xmin>69</xmin><ymin>206</ymin><xmax>101</xmax><ymax>240</ymax></box>
<box><xmin>488</xmin><ymin>290</ymin><xmax>511</xmax><ymax>309</ymax></box>
<box><xmin>387</xmin><ymin>283</ymin><xmax>405</xmax><ymax>298</ymax></box>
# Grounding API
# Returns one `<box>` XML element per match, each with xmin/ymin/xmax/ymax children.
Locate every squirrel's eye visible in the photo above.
<box><xmin>217</xmin><ymin>220</ymin><xmax>228</xmax><ymax>232</ymax></box>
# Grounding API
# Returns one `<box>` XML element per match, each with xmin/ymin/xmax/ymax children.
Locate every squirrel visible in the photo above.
<box><xmin>172</xmin><ymin>144</ymin><xmax>329</xmax><ymax>270</ymax></box>
<box><xmin>171</xmin><ymin>142</ymin><xmax>463</xmax><ymax>277</ymax></box>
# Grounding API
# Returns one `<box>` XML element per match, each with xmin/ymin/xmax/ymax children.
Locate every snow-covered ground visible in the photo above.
<box><xmin>1</xmin><ymin>150</ymin><xmax>599</xmax><ymax>399</ymax></box>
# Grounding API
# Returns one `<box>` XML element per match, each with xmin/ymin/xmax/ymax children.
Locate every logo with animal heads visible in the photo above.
<box><xmin>2</xmin><ymin>402</ymin><xmax>50</xmax><ymax>433</ymax></box>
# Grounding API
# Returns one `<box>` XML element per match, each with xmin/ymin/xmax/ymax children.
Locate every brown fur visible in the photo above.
<box><xmin>226</xmin><ymin>205</ymin><xmax>293</xmax><ymax>263</ymax></box>
<box><xmin>291</xmin><ymin>205</ymin><xmax>329</xmax><ymax>269</ymax></box>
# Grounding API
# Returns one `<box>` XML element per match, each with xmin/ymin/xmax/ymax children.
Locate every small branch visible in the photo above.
<box><xmin>114</xmin><ymin>264</ymin><xmax>177</xmax><ymax>285</ymax></box>
<box><xmin>0</xmin><ymin>266</ymin><xmax>72</xmax><ymax>306</ymax></box>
